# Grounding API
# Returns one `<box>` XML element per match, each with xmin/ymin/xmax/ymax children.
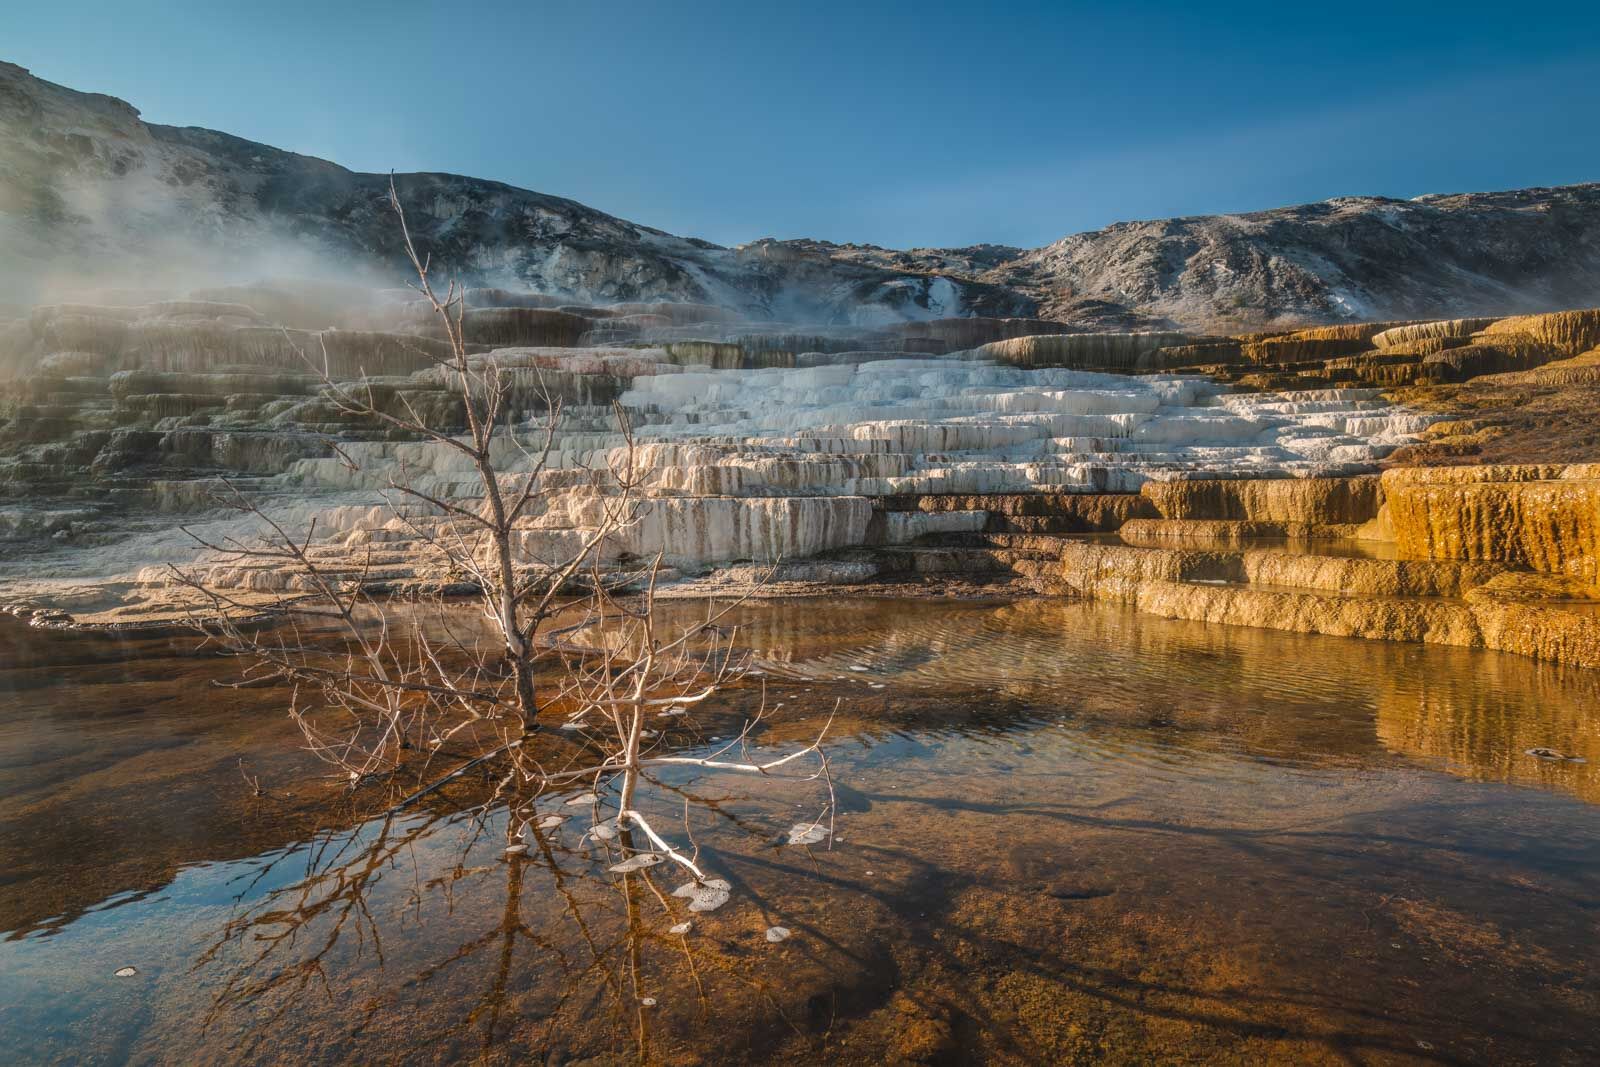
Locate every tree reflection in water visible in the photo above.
<box><xmin>193</xmin><ymin>757</ymin><xmax>826</xmax><ymax>1062</ymax></box>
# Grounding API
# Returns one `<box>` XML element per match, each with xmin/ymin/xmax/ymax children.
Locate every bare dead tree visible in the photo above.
<box><xmin>168</xmin><ymin>178</ymin><xmax>835</xmax><ymax>913</ymax></box>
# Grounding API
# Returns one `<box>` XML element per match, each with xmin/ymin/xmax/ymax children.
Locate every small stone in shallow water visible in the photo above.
<box><xmin>559</xmin><ymin>721</ymin><xmax>584</xmax><ymax>731</ymax></box>
<box><xmin>669</xmin><ymin>922</ymin><xmax>692</xmax><ymax>935</ymax></box>
<box><xmin>673</xmin><ymin>878</ymin><xmax>732</xmax><ymax>912</ymax></box>
<box><xmin>765</xmin><ymin>926</ymin><xmax>791</xmax><ymax>942</ymax></box>
<box><xmin>114</xmin><ymin>966</ymin><xmax>138</xmax><ymax>978</ymax></box>
<box><xmin>640</xmin><ymin>996</ymin><xmax>656</xmax><ymax>1007</ymax></box>
<box><xmin>849</xmin><ymin>665</ymin><xmax>870</xmax><ymax>672</ymax></box>
<box><xmin>1526</xmin><ymin>747</ymin><xmax>1587</xmax><ymax>763</ymax></box>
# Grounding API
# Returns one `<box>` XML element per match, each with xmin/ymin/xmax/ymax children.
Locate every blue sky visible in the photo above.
<box><xmin>7</xmin><ymin>1</ymin><xmax>1600</xmax><ymax>248</ymax></box>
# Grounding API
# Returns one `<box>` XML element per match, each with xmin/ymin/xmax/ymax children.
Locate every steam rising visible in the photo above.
<box><xmin>0</xmin><ymin>154</ymin><xmax>388</xmax><ymax>308</ymax></box>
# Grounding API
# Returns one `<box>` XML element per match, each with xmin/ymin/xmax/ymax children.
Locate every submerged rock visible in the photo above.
<box><xmin>1525</xmin><ymin>747</ymin><xmax>1587</xmax><ymax>763</ymax></box>
<box><xmin>672</xmin><ymin>878</ymin><xmax>732</xmax><ymax>913</ymax></box>
<box><xmin>786</xmin><ymin>823</ymin><xmax>830</xmax><ymax>846</ymax></box>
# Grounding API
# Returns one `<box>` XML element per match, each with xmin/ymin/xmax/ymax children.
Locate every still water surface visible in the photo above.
<box><xmin>1</xmin><ymin>598</ymin><xmax>1597</xmax><ymax>1064</ymax></box>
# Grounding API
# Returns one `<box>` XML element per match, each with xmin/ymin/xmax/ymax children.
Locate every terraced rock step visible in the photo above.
<box><xmin>1</xmin><ymin>274</ymin><xmax>1597</xmax><ymax>650</ymax></box>
<box><xmin>869</xmin><ymin>466</ymin><xmax>1600</xmax><ymax>668</ymax></box>
<box><xmin>914</xmin><ymin>536</ymin><xmax>1600</xmax><ymax>668</ymax></box>
<box><xmin>1117</xmin><ymin>519</ymin><xmax>1369</xmax><ymax>546</ymax></box>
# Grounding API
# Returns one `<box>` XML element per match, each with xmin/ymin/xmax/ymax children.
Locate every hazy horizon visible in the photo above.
<box><xmin>6</xmin><ymin>1</ymin><xmax>1600</xmax><ymax>250</ymax></box>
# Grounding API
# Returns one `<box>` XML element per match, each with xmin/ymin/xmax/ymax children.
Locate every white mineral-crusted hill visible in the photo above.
<box><xmin>0</xmin><ymin>342</ymin><xmax>1437</xmax><ymax>618</ymax></box>
<box><xmin>0</xmin><ymin>268</ymin><xmax>1454</xmax><ymax>622</ymax></box>
<box><xmin>190</xmin><ymin>356</ymin><xmax>1434</xmax><ymax>575</ymax></box>
<box><xmin>5</xmin><ymin>59</ymin><xmax>1600</xmax><ymax>331</ymax></box>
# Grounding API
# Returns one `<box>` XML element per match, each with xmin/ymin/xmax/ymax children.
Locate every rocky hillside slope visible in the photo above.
<box><xmin>4</xmin><ymin>59</ymin><xmax>1598</xmax><ymax>333</ymax></box>
<box><xmin>1011</xmin><ymin>187</ymin><xmax>1600</xmax><ymax>327</ymax></box>
<box><xmin>785</xmin><ymin>186</ymin><xmax>1600</xmax><ymax>329</ymax></box>
<box><xmin>0</xmin><ymin>61</ymin><xmax>1030</xmax><ymax>326</ymax></box>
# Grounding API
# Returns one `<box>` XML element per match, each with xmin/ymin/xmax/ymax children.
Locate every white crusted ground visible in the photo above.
<box><xmin>271</xmin><ymin>356</ymin><xmax>1429</xmax><ymax>568</ymax></box>
<box><xmin>1</xmin><ymin>350</ymin><xmax>1439</xmax><ymax>620</ymax></box>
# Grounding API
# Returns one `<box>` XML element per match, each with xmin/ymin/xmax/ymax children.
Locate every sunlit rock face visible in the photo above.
<box><xmin>1481</xmin><ymin>309</ymin><xmax>1600</xmax><ymax>358</ymax></box>
<box><xmin>1381</xmin><ymin>465</ymin><xmax>1600</xmax><ymax>586</ymax></box>
<box><xmin>1139</xmin><ymin>474</ymin><xmax>1384</xmax><ymax>524</ymax></box>
<box><xmin>1000</xmin><ymin>468</ymin><xmax>1600</xmax><ymax>670</ymax></box>
<box><xmin>970</xmin><ymin>332</ymin><xmax>1214</xmax><ymax>372</ymax></box>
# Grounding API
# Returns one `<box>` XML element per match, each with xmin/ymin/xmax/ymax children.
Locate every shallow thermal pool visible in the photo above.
<box><xmin>1</xmin><ymin>597</ymin><xmax>1597</xmax><ymax>1064</ymax></box>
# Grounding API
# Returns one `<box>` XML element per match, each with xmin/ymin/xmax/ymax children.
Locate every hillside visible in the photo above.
<box><xmin>4</xmin><ymin>60</ymin><xmax>1598</xmax><ymax>329</ymax></box>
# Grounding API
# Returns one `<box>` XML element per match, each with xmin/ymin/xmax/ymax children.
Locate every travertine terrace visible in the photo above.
<box><xmin>2</xmin><ymin>283</ymin><xmax>1598</xmax><ymax>667</ymax></box>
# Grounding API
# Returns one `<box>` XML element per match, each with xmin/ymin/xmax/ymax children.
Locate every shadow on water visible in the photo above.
<box><xmin>1</xmin><ymin>597</ymin><xmax>1598</xmax><ymax>1063</ymax></box>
